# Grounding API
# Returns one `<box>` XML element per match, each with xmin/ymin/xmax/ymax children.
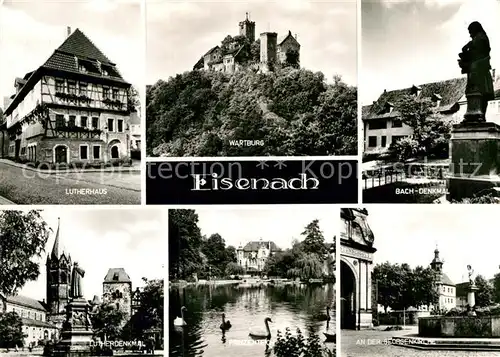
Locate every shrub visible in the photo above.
<box><xmin>274</xmin><ymin>326</ymin><xmax>335</xmax><ymax>357</ymax></box>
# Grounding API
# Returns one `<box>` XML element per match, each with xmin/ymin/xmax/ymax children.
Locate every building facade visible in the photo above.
<box><xmin>236</xmin><ymin>239</ymin><xmax>280</xmax><ymax>273</ymax></box>
<box><xmin>3</xmin><ymin>27</ymin><xmax>133</xmax><ymax>165</ymax></box>
<box><xmin>340</xmin><ymin>208</ymin><xmax>376</xmax><ymax>330</ymax></box>
<box><xmin>363</xmin><ymin>74</ymin><xmax>500</xmax><ymax>154</ymax></box>
<box><xmin>429</xmin><ymin>248</ymin><xmax>456</xmax><ymax>311</ymax></box>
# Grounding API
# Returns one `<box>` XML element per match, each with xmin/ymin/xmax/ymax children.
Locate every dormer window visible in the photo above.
<box><xmin>411</xmin><ymin>85</ymin><xmax>422</xmax><ymax>96</ymax></box>
<box><xmin>432</xmin><ymin>93</ymin><xmax>442</xmax><ymax>107</ymax></box>
<box><xmin>78</xmin><ymin>64</ymin><xmax>87</xmax><ymax>73</ymax></box>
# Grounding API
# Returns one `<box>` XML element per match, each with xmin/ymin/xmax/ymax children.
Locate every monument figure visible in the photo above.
<box><xmin>71</xmin><ymin>262</ymin><xmax>85</xmax><ymax>298</ymax></box>
<box><xmin>458</xmin><ymin>21</ymin><xmax>494</xmax><ymax>122</ymax></box>
<box><xmin>467</xmin><ymin>264</ymin><xmax>475</xmax><ymax>286</ymax></box>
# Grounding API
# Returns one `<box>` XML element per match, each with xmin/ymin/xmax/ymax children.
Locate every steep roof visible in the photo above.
<box><xmin>204</xmin><ymin>46</ymin><xmax>221</xmax><ymax>57</ymax></box>
<box><xmin>440</xmin><ymin>272</ymin><xmax>455</xmax><ymax>286</ymax></box>
<box><xmin>363</xmin><ymin>77</ymin><xmax>467</xmax><ymax>120</ymax></box>
<box><xmin>239</xmin><ymin>240</ymin><xmax>280</xmax><ymax>252</ymax></box>
<box><xmin>278</xmin><ymin>30</ymin><xmax>300</xmax><ymax>46</ymax></box>
<box><xmin>51</xmin><ymin>218</ymin><xmax>61</xmax><ymax>260</ymax></box>
<box><xmin>6</xmin><ymin>295</ymin><xmax>47</xmax><ymax>312</ymax></box>
<box><xmin>104</xmin><ymin>268</ymin><xmax>131</xmax><ymax>283</ymax></box>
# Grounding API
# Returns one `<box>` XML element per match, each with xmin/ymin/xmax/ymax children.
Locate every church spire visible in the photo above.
<box><xmin>51</xmin><ymin>218</ymin><xmax>61</xmax><ymax>260</ymax></box>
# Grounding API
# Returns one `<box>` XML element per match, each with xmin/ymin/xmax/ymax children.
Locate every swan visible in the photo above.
<box><xmin>173</xmin><ymin>306</ymin><xmax>187</xmax><ymax>326</ymax></box>
<box><xmin>315</xmin><ymin>306</ymin><xmax>331</xmax><ymax>321</ymax></box>
<box><xmin>323</xmin><ymin>332</ymin><xmax>336</xmax><ymax>343</ymax></box>
<box><xmin>220</xmin><ymin>313</ymin><xmax>232</xmax><ymax>330</ymax></box>
<box><xmin>249</xmin><ymin>317</ymin><xmax>272</xmax><ymax>339</ymax></box>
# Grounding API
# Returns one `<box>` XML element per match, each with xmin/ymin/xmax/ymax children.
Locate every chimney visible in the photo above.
<box><xmin>66</xmin><ymin>26</ymin><xmax>71</xmax><ymax>38</ymax></box>
<box><xmin>295</xmin><ymin>33</ymin><xmax>298</xmax><ymax>40</ymax></box>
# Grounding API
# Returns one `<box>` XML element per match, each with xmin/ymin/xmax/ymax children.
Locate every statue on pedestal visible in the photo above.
<box><xmin>467</xmin><ymin>264</ymin><xmax>475</xmax><ymax>287</ymax></box>
<box><xmin>71</xmin><ymin>262</ymin><xmax>85</xmax><ymax>299</ymax></box>
<box><xmin>458</xmin><ymin>21</ymin><xmax>494</xmax><ymax>122</ymax></box>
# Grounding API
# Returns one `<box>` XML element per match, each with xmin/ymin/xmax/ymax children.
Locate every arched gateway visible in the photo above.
<box><xmin>340</xmin><ymin>208</ymin><xmax>376</xmax><ymax>330</ymax></box>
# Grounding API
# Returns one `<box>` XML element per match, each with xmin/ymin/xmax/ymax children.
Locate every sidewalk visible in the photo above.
<box><xmin>0</xmin><ymin>159</ymin><xmax>141</xmax><ymax>174</ymax></box>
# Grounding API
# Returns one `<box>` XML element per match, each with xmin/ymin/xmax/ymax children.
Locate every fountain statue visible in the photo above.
<box><xmin>53</xmin><ymin>262</ymin><xmax>94</xmax><ymax>357</ymax></box>
<box><xmin>447</xmin><ymin>21</ymin><xmax>500</xmax><ymax>201</ymax></box>
<box><xmin>466</xmin><ymin>265</ymin><xmax>478</xmax><ymax>316</ymax></box>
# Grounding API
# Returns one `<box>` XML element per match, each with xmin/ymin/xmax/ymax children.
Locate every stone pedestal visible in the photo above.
<box><xmin>467</xmin><ymin>284</ymin><xmax>479</xmax><ymax>316</ymax></box>
<box><xmin>53</xmin><ymin>298</ymin><xmax>93</xmax><ymax>357</ymax></box>
<box><xmin>463</xmin><ymin>92</ymin><xmax>485</xmax><ymax>123</ymax></box>
<box><xmin>446</xmin><ymin>122</ymin><xmax>500</xmax><ymax>201</ymax></box>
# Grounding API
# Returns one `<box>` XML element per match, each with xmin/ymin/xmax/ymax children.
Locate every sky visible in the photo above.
<box><xmin>146</xmin><ymin>0</ymin><xmax>357</xmax><ymax>86</ymax></box>
<box><xmin>0</xmin><ymin>0</ymin><xmax>143</xmax><ymax>109</ymax></box>
<box><xmin>195</xmin><ymin>205</ymin><xmax>338</xmax><ymax>251</ymax></box>
<box><xmin>361</xmin><ymin>0</ymin><xmax>500</xmax><ymax>104</ymax></box>
<box><xmin>14</xmin><ymin>207</ymin><xmax>166</xmax><ymax>302</ymax></box>
<box><xmin>363</xmin><ymin>205</ymin><xmax>500</xmax><ymax>285</ymax></box>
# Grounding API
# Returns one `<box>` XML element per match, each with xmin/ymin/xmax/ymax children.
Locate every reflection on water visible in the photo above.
<box><xmin>169</xmin><ymin>283</ymin><xmax>336</xmax><ymax>357</ymax></box>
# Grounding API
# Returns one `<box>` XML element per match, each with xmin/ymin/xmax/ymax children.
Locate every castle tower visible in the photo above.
<box><xmin>260</xmin><ymin>32</ymin><xmax>278</xmax><ymax>65</ymax></box>
<box><xmin>239</xmin><ymin>12</ymin><xmax>255</xmax><ymax>42</ymax></box>
<box><xmin>102</xmin><ymin>268</ymin><xmax>132</xmax><ymax>327</ymax></box>
<box><xmin>46</xmin><ymin>218</ymin><xmax>72</xmax><ymax>317</ymax></box>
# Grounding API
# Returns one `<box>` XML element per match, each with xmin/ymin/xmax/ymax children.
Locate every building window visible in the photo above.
<box><xmin>55</xmin><ymin>79</ymin><xmax>65</xmax><ymax>93</ymax></box>
<box><xmin>92</xmin><ymin>117</ymin><xmax>99</xmax><ymax>129</ymax></box>
<box><xmin>108</xmin><ymin>118</ymin><xmax>114</xmax><ymax>132</ymax></box>
<box><xmin>392</xmin><ymin>119</ymin><xmax>403</xmax><ymax>128</ymax></box>
<box><xmin>93</xmin><ymin>146</ymin><xmax>101</xmax><ymax>159</ymax></box>
<box><xmin>112</xmin><ymin>88</ymin><xmax>119</xmax><ymax>100</ymax></box>
<box><xmin>117</xmin><ymin>119</ymin><xmax>123</xmax><ymax>133</ymax></box>
<box><xmin>56</xmin><ymin>115</ymin><xmax>65</xmax><ymax>129</ymax></box>
<box><xmin>68</xmin><ymin>115</ymin><xmax>76</xmax><ymax>127</ymax></box>
<box><xmin>80</xmin><ymin>145</ymin><xmax>88</xmax><ymax>160</ymax></box>
<box><xmin>68</xmin><ymin>81</ymin><xmax>77</xmax><ymax>95</ymax></box>
<box><xmin>368</xmin><ymin>136</ymin><xmax>377</xmax><ymax>147</ymax></box>
<box><xmin>392</xmin><ymin>135</ymin><xmax>405</xmax><ymax>144</ymax></box>
<box><xmin>368</xmin><ymin>120</ymin><xmax>387</xmax><ymax>130</ymax></box>
<box><xmin>103</xmin><ymin>87</ymin><xmax>110</xmax><ymax>99</ymax></box>
<box><xmin>80</xmin><ymin>116</ymin><xmax>88</xmax><ymax>128</ymax></box>
<box><xmin>381</xmin><ymin>136</ymin><xmax>387</xmax><ymax>147</ymax></box>
<box><xmin>79</xmin><ymin>82</ymin><xmax>88</xmax><ymax>96</ymax></box>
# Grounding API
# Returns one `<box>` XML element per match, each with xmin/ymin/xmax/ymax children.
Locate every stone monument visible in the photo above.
<box><xmin>447</xmin><ymin>21</ymin><xmax>500</xmax><ymax>201</ymax></box>
<box><xmin>466</xmin><ymin>265</ymin><xmax>478</xmax><ymax>316</ymax></box>
<box><xmin>53</xmin><ymin>262</ymin><xmax>94</xmax><ymax>357</ymax></box>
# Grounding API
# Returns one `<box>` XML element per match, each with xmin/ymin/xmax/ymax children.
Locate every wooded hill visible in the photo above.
<box><xmin>146</xmin><ymin>66</ymin><xmax>357</xmax><ymax>156</ymax></box>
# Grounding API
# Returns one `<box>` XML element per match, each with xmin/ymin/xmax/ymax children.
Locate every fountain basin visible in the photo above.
<box><xmin>419</xmin><ymin>316</ymin><xmax>500</xmax><ymax>338</ymax></box>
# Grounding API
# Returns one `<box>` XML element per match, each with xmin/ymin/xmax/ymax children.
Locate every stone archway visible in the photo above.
<box><xmin>108</xmin><ymin>139</ymin><xmax>121</xmax><ymax>159</ymax></box>
<box><xmin>341</xmin><ymin>260</ymin><xmax>357</xmax><ymax>329</ymax></box>
<box><xmin>53</xmin><ymin>145</ymin><xmax>68</xmax><ymax>164</ymax></box>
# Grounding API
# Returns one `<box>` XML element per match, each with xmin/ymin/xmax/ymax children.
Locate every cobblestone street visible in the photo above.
<box><xmin>341</xmin><ymin>328</ymin><xmax>500</xmax><ymax>357</ymax></box>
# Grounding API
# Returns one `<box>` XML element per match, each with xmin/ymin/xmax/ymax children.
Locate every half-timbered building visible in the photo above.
<box><xmin>3</xmin><ymin>27</ymin><xmax>133</xmax><ymax>165</ymax></box>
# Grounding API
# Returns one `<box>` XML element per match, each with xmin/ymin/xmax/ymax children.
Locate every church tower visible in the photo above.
<box><xmin>239</xmin><ymin>12</ymin><xmax>255</xmax><ymax>42</ymax></box>
<box><xmin>102</xmin><ymin>268</ymin><xmax>132</xmax><ymax>327</ymax></box>
<box><xmin>430</xmin><ymin>247</ymin><xmax>444</xmax><ymax>273</ymax></box>
<box><xmin>46</xmin><ymin>218</ymin><xmax>72</xmax><ymax>317</ymax></box>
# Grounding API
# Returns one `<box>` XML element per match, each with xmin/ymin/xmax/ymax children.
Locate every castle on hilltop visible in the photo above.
<box><xmin>194</xmin><ymin>13</ymin><xmax>301</xmax><ymax>73</ymax></box>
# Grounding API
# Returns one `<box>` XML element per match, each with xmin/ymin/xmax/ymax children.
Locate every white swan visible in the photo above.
<box><xmin>174</xmin><ymin>306</ymin><xmax>187</xmax><ymax>326</ymax></box>
<box><xmin>249</xmin><ymin>317</ymin><xmax>272</xmax><ymax>339</ymax></box>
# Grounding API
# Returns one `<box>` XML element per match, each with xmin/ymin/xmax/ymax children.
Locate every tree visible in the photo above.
<box><xmin>374</xmin><ymin>262</ymin><xmax>409</xmax><ymax>312</ymax></box>
<box><xmin>289</xmin><ymin>253</ymin><xmax>323</xmax><ymax>280</ymax></box>
<box><xmin>493</xmin><ymin>272</ymin><xmax>500</xmax><ymax>303</ymax></box>
<box><xmin>475</xmin><ymin>275</ymin><xmax>493</xmax><ymax>307</ymax></box>
<box><xmin>168</xmin><ymin>210</ymin><xmax>203</xmax><ymax>280</ymax></box>
<box><xmin>127</xmin><ymin>86</ymin><xmax>140</xmax><ymax>113</ymax></box>
<box><xmin>409</xmin><ymin>266</ymin><xmax>439</xmax><ymax>309</ymax></box>
<box><xmin>393</xmin><ymin>95</ymin><xmax>452</xmax><ymax>159</ymax></box>
<box><xmin>123</xmin><ymin>278</ymin><xmax>164</xmax><ymax>343</ymax></box>
<box><xmin>225</xmin><ymin>262</ymin><xmax>244</xmax><ymax>276</ymax></box>
<box><xmin>284</xmin><ymin>49</ymin><xmax>300</xmax><ymax>68</ymax></box>
<box><xmin>0</xmin><ymin>312</ymin><xmax>24</xmax><ymax>348</ymax></box>
<box><xmin>301</xmin><ymin>219</ymin><xmax>327</xmax><ymax>258</ymax></box>
<box><xmin>90</xmin><ymin>303</ymin><xmax>126</xmax><ymax>341</ymax></box>
<box><xmin>0</xmin><ymin>210</ymin><xmax>51</xmax><ymax>296</ymax></box>
<box><xmin>201</xmin><ymin>233</ymin><xmax>228</xmax><ymax>277</ymax></box>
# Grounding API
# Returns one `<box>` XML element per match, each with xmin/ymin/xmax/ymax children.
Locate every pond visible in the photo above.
<box><xmin>169</xmin><ymin>283</ymin><xmax>336</xmax><ymax>357</ymax></box>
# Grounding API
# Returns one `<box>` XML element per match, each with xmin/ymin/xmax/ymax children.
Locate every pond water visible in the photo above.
<box><xmin>169</xmin><ymin>283</ymin><xmax>336</xmax><ymax>357</ymax></box>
